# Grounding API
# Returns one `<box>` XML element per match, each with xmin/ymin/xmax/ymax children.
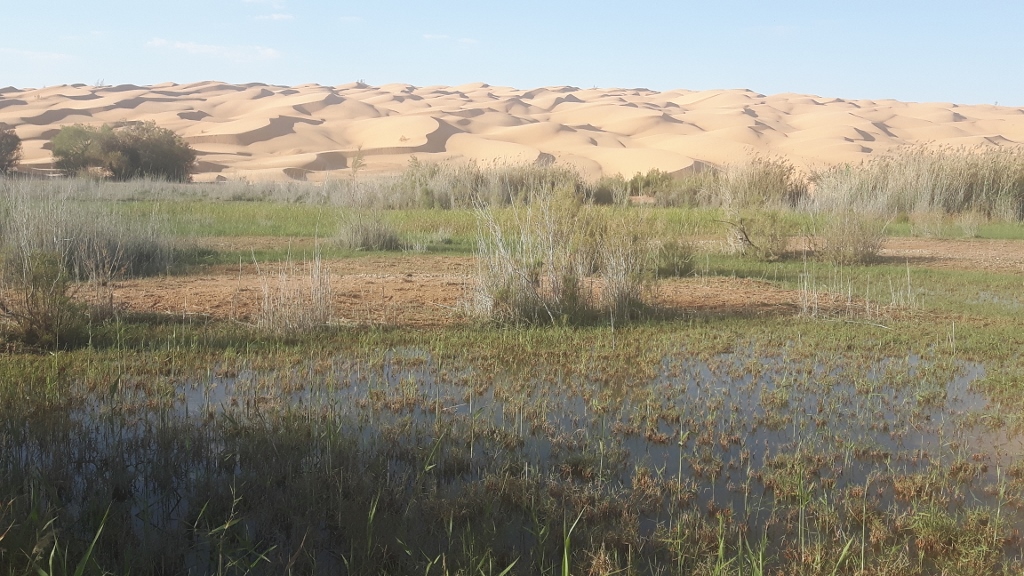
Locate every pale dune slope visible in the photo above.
<box><xmin>2</xmin><ymin>82</ymin><xmax>1024</xmax><ymax>182</ymax></box>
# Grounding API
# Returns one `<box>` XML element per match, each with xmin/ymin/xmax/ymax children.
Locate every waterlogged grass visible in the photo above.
<box><xmin>4</xmin><ymin>176</ymin><xmax>1024</xmax><ymax>574</ymax></box>
<box><xmin>3</xmin><ymin>316</ymin><xmax>1024</xmax><ymax>574</ymax></box>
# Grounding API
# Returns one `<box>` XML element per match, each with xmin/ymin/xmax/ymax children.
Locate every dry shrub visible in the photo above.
<box><xmin>722</xmin><ymin>210</ymin><xmax>798</xmax><ymax>261</ymax></box>
<box><xmin>600</xmin><ymin>211</ymin><xmax>655</xmax><ymax>320</ymax></box>
<box><xmin>813</xmin><ymin>211</ymin><xmax>888</xmax><ymax>265</ymax></box>
<box><xmin>0</xmin><ymin>180</ymin><xmax>174</xmax><ymax>282</ymax></box>
<box><xmin>0</xmin><ymin>179</ymin><xmax>176</xmax><ymax>346</ymax></box>
<box><xmin>326</xmin><ymin>159</ymin><xmax>589</xmax><ymax>209</ymax></box>
<box><xmin>909</xmin><ymin>211</ymin><xmax>949</xmax><ymax>238</ymax></box>
<box><xmin>654</xmin><ymin>169</ymin><xmax>719</xmax><ymax>207</ymax></box>
<box><xmin>956</xmin><ymin>211</ymin><xmax>985</xmax><ymax>238</ymax></box>
<box><xmin>804</xmin><ymin>166</ymin><xmax>889</xmax><ymax>264</ymax></box>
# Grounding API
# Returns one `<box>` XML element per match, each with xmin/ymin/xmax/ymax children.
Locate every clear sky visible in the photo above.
<box><xmin>3</xmin><ymin>0</ymin><xmax>1022</xmax><ymax>106</ymax></box>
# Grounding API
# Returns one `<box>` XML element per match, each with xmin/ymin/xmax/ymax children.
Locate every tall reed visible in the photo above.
<box><xmin>471</xmin><ymin>187</ymin><xmax>655</xmax><ymax>324</ymax></box>
<box><xmin>810</xmin><ymin>144</ymin><xmax>1024</xmax><ymax>220</ymax></box>
<box><xmin>255</xmin><ymin>244</ymin><xmax>332</xmax><ymax>333</ymax></box>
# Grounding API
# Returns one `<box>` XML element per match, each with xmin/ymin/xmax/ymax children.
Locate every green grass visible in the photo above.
<box><xmin>885</xmin><ymin>218</ymin><xmax>1024</xmax><ymax>239</ymax></box>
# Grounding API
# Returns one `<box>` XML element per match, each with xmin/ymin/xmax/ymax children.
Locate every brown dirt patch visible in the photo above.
<box><xmin>97</xmin><ymin>236</ymin><xmax>1022</xmax><ymax>328</ymax></box>
<box><xmin>110</xmin><ymin>255</ymin><xmax>475</xmax><ymax>328</ymax></box>
<box><xmin>879</xmin><ymin>238</ymin><xmax>1024</xmax><ymax>273</ymax></box>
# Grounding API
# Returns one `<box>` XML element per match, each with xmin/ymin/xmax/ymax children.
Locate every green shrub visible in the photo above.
<box><xmin>628</xmin><ymin>168</ymin><xmax>676</xmax><ymax>197</ymax></box>
<box><xmin>589</xmin><ymin>174</ymin><xmax>628</xmax><ymax>206</ymax></box>
<box><xmin>0</xmin><ymin>127</ymin><xmax>22</xmax><ymax>175</ymax></box>
<box><xmin>52</xmin><ymin>121</ymin><xmax>196</xmax><ymax>182</ymax></box>
<box><xmin>0</xmin><ymin>251</ymin><xmax>88</xmax><ymax>348</ymax></box>
<box><xmin>655</xmin><ymin>239</ymin><xmax>695</xmax><ymax>277</ymax></box>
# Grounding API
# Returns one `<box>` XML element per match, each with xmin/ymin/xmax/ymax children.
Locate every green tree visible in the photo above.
<box><xmin>52</xmin><ymin>122</ymin><xmax>196</xmax><ymax>181</ymax></box>
<box><xmin>51</xmin><ymin>124</ymin><xmax>109</xmax><ymax>176</ymax></box>
<box><xmin>0</xmin><ymin>127</ymin><xmax>22</xmax><ymax>175</ymax></box>
<box><xmin>628</xmin><ymin>168</ymin><xmax>675</xmax><ymax>196</ymax></box>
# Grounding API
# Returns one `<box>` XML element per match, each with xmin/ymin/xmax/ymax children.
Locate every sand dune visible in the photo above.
<box><xmin>3</xmin><ymin>82</ymin><xmax>1024</xmax><ymax>182</ymax></box>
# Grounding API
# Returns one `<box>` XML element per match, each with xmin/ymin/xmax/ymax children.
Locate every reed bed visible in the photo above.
<box><xmin>0</xmin><ymin>179</ymin><xmax>177</xmax><ymax>346</ymax></box>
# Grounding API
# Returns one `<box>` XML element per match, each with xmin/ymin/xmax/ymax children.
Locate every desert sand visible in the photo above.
<box><xmin>3</xmin><ymin>81</ymin><xmax>1024</xmax><ymax>182</ymax></box>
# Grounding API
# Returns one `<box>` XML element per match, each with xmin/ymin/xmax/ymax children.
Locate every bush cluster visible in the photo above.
<box><xmin>52</xmin><ymin>121</ymin><xmax>196</xmax><ymax>182</ymax></box>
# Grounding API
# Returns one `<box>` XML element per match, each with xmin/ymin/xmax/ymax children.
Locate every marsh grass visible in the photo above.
<box><xmin>0</xmin><ymin>179</ymin><xmax>177</xmax><ymax>346</ymax></box>
<box><xmin>336</xmin><ymin>210</ymin><xmax>404</xmax><ymax>251</ymax></box>
<box><xmin>715</xmin><ymin>156</ymin><xmax>808</xmax><ymax>209</ymax></box>
<box><xmin>3</xmin><ymin>325</ymin><xmax>1021</xmax><ymax>574</ymax></box>
<box><xmin>811</xmin><ymin>210</ymin><xmax>890</xmax><ymax>265</ymax></box>
<box><xmin>471</xmin><ymin>188</ymin><xmax>656</xmax><ymax>324</ymax></box>
<box><xmin>838</xmin><ymin>144</ymin><xmax>1024</xmax><ymax>219</ymax></box>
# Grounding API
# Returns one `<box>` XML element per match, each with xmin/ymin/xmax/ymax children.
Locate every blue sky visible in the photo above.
<box><xmin>3</xmin><ymin>0</ymin><xmax>1022</xmax><ymax>106</ymax></box>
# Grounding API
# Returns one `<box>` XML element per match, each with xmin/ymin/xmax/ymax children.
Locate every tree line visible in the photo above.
<box><xmin>0</xmin><ymin>121</ymin><xmax>196</xmax><ymax>181</ymax></box>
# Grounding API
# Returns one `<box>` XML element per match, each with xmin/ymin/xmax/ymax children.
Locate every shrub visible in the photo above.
<box><xmin>52</xmin><ymin>121</ymin><xmax>196</xmax><ymax>181</ymax></box>
<box><xmin>722</xmin><ymin>210</ymin><xmax>798</xmax><ymax>261</ymax></box>
<box><xmin>590</xmin><ymin>174</ymin><xmax>629</xmax><ymax>206</ymax></box>
<box><xmin>51</xmin><ymin>124</ymin><xmax>102</xmax><ymax>177</ymax></box>
<box><xmin>655</xmin><ymin>239</ymin><xmax>695</xmax><ymax>278</ymax></box>
<box><xmin>0</xmin><ymin>127</ymin><xmax>21</xmax><ymax>175</ymax></box>
<box><xmin>0</xmin><ymin>251</ymin><xmax>88</xmax><ymax>348</ymax></box>
<box><xmin>628</xmin><ymin>169</ymin><xmax>676</xmax><ymax>197</ymax></box>
<box><xmin>812</xmin><ymin>211</ymin><xmax>888</xmax><ymax>265</ymax></box>
<box><xmin>656</xmin><ymin>170</ymin><xmax>719</xmax><ymax>207</ymax></box>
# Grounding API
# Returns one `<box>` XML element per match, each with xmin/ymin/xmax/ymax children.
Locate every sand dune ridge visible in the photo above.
<box><xmin>2</xmin><ymin>82</ymin><xmax>1023</xmax><ymax>182</ymax></box>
